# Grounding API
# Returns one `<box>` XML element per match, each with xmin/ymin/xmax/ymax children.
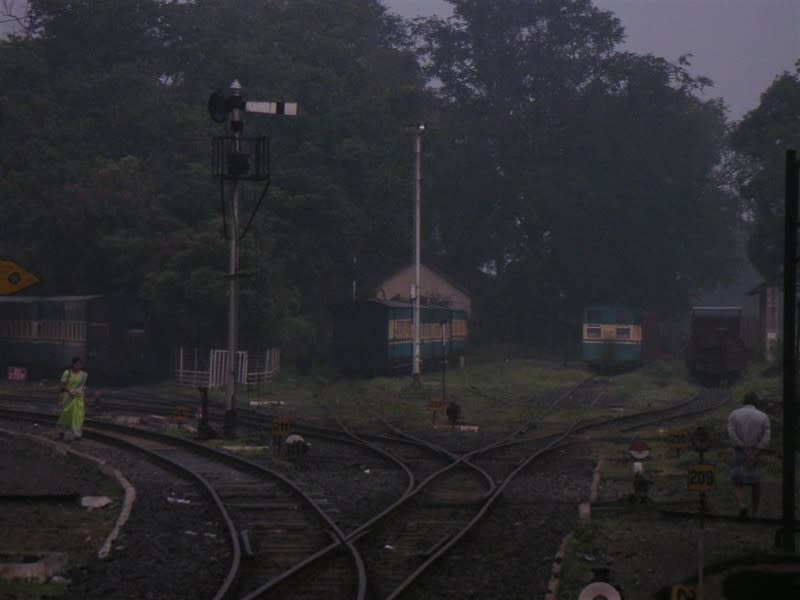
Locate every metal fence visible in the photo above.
<box><xmin>174</xmin><ymin>347</ymin><xmax>280</xmax><ymax>389</ymax></box>
<box><xmin>0</xmin><ymin>319</ymin><xmax>86</xmax><ymax>341</ymax></box>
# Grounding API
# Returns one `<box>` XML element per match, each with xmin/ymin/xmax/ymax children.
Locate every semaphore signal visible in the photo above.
<box><xmin>208</xmin><ymin>79</ymin><xmax>297</xmax><ymax>439</ymax></box>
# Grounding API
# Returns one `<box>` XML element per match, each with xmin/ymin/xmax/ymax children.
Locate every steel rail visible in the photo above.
<box><xmin>4</xmin><ymin>379</ymin><xmax>725</xmax><ymax>598</ymax></box>
<box><xmin>363</xmin><ymin>386</ymin><xmax>730</xmax><ymax>598</ymax></box>
<box><xmin>239</xmin><ymin>415</ymin><xmax>413</xmax><ymax>599</ymax></box>
<box><xmin>374</xmin><ymin>415</ymin><xmax>496</xmax><ymax>496</ymax></box>
<box><xmin>385</xmin><ymin>428</ymin><xmax>578</xmax><ymax>599</ymax></box>
<box><xmin>80</xmin><ymin>427</ymin><xmax>242</xmax><ymax>600</ymax></box>
<box><xmin>0</xmin><ymin>409</ymin><xmax>241</xmax><ymax>600</ymax></box>
<box><xmin>0</xmin><ymin>408</ymin><xmax>368</xmax><ymax>600</ymax></box>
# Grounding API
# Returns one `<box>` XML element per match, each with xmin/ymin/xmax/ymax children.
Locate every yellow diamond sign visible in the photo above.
<box><xmin>0</xmin><ymin>260</ymin><xmax>40</xmax><ymax>295</ymax></box>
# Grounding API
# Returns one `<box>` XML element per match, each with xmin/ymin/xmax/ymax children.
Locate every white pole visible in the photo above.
<box><xmin>413</xmin><ymin>125</ymin><xmax>424</xmax><ymax>381</ymax></box>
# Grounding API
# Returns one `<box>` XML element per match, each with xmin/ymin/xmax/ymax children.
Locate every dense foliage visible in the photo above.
<box><xmin>415</xmin><ymin>0</ymin><xmax>739</xmax><ymax>344</ymax></box>
<box><xmin>730</xmin><ymin>68</ymin><xmax>800</xmax><ymax>284</ymax></box>
<box><xmin>0</xmin><ymin>0</ymin><xmax>752</xmax><ymax>360</ymax></box>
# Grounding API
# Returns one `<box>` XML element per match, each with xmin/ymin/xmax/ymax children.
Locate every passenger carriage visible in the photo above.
<box><xmin>582</xmin><ymin>305</ymin><xmax>643</xmax><ymax>369</ymax></box>
<box><xmin>0</xmin><ymin>295</ymin><xmax>155</xmax><ymax>383</ymax></box>
<box><xmin>331</xmin><ymin>299</ymin><xmax>467</xmax><ymax>376</ymax></box>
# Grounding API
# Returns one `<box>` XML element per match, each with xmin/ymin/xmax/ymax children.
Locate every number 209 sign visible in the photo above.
<box><xmin>688</xmin><ymin>464</ymin><xmax>715</xmax><ymax>492</ymax></box>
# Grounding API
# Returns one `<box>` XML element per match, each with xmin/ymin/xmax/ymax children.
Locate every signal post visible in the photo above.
<box><xmin>208</xmin><ymin>80</ymin><xmax>297</xmax><ymax>438</ymax></box>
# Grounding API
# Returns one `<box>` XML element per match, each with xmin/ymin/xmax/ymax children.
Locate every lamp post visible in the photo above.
<box><xmin>412</xmin><ymin>123</ymin><xmax>424</xmax><ymax>384</ymax></box>
<box><xmin>440</xmin><ymin>319</ymin><xmax>448</xmax><ymax>406</ymax></box>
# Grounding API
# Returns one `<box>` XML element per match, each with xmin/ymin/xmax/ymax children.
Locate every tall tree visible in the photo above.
<box><xmin>730</xmin><ymin>68</ymin><xmax>800</xmax><ymax>283</ymax></box>
<box><xmin>161</xmin><ymin>0</ymin><xmax>432</xmax><ymax>356</ymax></box>
<box><xmin>1</xmin><ymin>0</ymin><xmax>432</xmax><ymax>358</ymax></box>
<box><xmin>416</xmin><ymin>0</ymin><xmax>737</xmax><ymax>344</ymax></box>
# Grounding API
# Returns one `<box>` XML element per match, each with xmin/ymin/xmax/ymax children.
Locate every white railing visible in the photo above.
<box><xmin>246</xmin><ymin>349</ymin><xmax>281</xmax><ymax>384</ymax></box>
<box><xmin>0</xmin><ymin>319</ymin><xmax>86</xmax><ymax>341</ymax></box>
<box><xmin>208</xmin><ymin>349</ymin><xmax>248</xmax><ymax>389</ymax></box>
<box><xmin>174</xmin><ymin>347</ymin><xmax>280</xmax><ymax>389</ymax></box>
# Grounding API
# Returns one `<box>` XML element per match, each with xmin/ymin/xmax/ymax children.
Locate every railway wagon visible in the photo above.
<box><xmin>582</xmin><ymin>305</ymin><xmax>643</xmax><ymax>369</ymax></box>
<box><xmin>686</xmin><ymin>306</ymin><xmax>747</xmax><ymax>381</ymax></box>
<box><xmin>0</xmin><ymin>295</ymin><xmax>156</xmax><ymax>383</ymax></box>
<box><xmin>331</xmin><ymin>300</ymin><xmax>467</xmax><ymax>375</ymax></box>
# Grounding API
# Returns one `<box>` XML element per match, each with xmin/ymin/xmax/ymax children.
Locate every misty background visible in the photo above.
<box><xmin>0</xmin><ymin>0</ymin><xmax>798</xmax><ymax>363</ymax></box>
<box><xmin>2</xmin><ymin>1</ymin><xmax>798</xmax><ymax>119</ymax></box>
<box><xmin>388</xmin><ymin>0</ymin><xmax>799</xmax><ymax>120</ymax></box>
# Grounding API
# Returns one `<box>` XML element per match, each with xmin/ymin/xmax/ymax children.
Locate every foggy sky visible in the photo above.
<box><xmin>387</xmin><ymin>0</ymin><xmax>799</xmax><ymax>121</ymax></box>
<box><xmin>2</xmin><ymin>1</ymin><xmax>797</xmax><ymax>120</ymax></box>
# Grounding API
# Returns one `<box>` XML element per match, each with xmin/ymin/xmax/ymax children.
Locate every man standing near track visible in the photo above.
<box><xmin>727</xmin><ymin>391</ymin><xmax>771</xmax><ymax>518</ymax></box>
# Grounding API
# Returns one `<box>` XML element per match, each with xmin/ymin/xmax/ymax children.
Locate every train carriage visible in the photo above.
<box><xmin>0</xmin><ymin>295</ymin><xmax>156</xmax><ymax>383</ymax></box>
<box><xmin>332</xmin><ymin>299</ymin><xmax>467</xmax><ymax>376</ymax></box>
<box><xmin>686</xmin><ymin>306</ymin><xmax>748</xmax><ymax>382</ymax></box>
<box><xmin>582</xmin><ymin>305</ymin><xmax>643</xmax><ymax>369</ymax></box>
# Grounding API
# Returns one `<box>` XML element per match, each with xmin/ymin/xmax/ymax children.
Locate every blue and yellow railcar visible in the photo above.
<box><xmin>0</xmin><ymin>295</ymin><xmax>157</xmax><ymax>383</ymax></box>
<box><xmin>582</xmin><ymin>305</ymin><xmax>643</xmax><ymax>369</ymax></box>
<box><xmin>332</xmin><ymin>300</ymin><xmax>467</xmax><ymax>375</ymax></box>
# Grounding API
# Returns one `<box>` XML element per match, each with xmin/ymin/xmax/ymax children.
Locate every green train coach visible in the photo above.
<box><xmin>582</xmin><ymin>305</ymin><xmax>643</xmax><ymax>369</ymax></box>
<box><xmin>332</xmin><ymin>300</ymin><xmax>467</xmax><ymax>376</ymax></box>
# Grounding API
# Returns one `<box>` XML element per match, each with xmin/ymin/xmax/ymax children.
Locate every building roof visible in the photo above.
<box><xmin>0</xmin><ymin>295</ymin><xmax>103</xmax><ymax>303</ymax></box>
<box><xmin>377</xmin><ymin>263</ymin><xmax>470</xmax><ymax>296</ymax></box>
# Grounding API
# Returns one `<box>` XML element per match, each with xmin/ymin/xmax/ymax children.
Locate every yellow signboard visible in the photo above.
<box><xmin>688</xmin><ymin>464</ymin><xmax>715</xmax><ymax>492</ymax></box>
<box><xmin>429</xmin><ymin>398</ymin><xmax>444</xmax><ymax>411</ymax></box>
<box><xmin>272</xmin><ymin>417</ymin><xmax>291</xmax><ymax>437</ymax></box>
<box><xmin>0</xmin><ymin>260</ymin><xmax>40</xmax><ymax>295</ymax></box>
<box><xmin>174</xmin><ymin>405</ymin><xmax>194</xmax><ymax>424</ymax></box>
<box><xmin>671</xmin><ymin>584</ymin><xmax>699</xmax><ymax>600</ymax></box>
<box><xmin>668</xmin><ymin>428</ymin><xmax>689</xmax><ymax>449</ymax></box>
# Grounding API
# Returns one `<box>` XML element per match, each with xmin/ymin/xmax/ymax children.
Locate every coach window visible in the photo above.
<box><xmin>587</xmin><ymin>326</ymin><xmax>601</xmax><ymax>338</ymax></box>
<box><xmin>616</xmin><ymin>327</ymin><xmax>631</xmax><ymax>339</ymax></box>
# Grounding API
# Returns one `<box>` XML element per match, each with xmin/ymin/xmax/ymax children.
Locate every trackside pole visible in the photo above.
<box><xmin>688</xmin><ymin>428</ymin><xmax>712</xmax><ymax>598</ymax></box>
<box><xmin>783</xmin><ymin>149</ymin><xmax>798</xmax><ymax>553</ymax></box>
<box><xmin>698</xmin><ymin>460</ymin><xmax>706</xmax><ymax>598</ymax></box>
<box><xmin>223</xmin><ymin>178</ymin><xmax>241</xmax><ymax>437</ymax></box>
<box><xmin>224</xmin><ymin>80</ymin><xmax>244</xmax><ymax>439</ymax></box>
<box><xmin>412</xmin><ymin>124</ymin><xmax>424</xmax><ymax>384</ymax></box>
<box><xmin>208</xmin><ymin>80</ymin><xmax>297</xmax><ymax>439</ymax></box>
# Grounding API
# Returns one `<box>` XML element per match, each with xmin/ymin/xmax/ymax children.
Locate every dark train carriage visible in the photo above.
<box><xmin>332</xmin><ymin>300</ymin><xmax>467</xmax><ymax>375</ymax></box>
<box><xmin>686</xmin><ymin>306</ymin><xmax>748</xmax><ymax>381</ymax></box>
<box><xmin>0</xmin><ymin>295</ymin><xmax>156</xmax><ymax>383</ymax></box>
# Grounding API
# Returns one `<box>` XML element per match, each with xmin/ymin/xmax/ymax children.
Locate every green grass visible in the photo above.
<box><xmin>603</xmin><ymin>360</ymin><xmax>699</xmax><ymax>409</ymax></box>
<box><xmin>557</xmin><ymin>523</ymin><xmax>606</xmax><ymax>599</ymax></box>
<box><xmin>224</xmin><ymin>359</ymin><xmax>724</xmax><ymax>437</ymax></box>
<box><xmin>578</xmin><ymin>360</ymin><xmax>788</xmax><ymax>495</ymax></box>
<box><xmin>0</xmin><ymin>579</ymin><xmax>69</xmax><ymax>600</ymax></box>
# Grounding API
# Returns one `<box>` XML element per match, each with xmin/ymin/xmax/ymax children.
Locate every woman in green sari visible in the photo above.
<box><xmin>58</xmin><ymin>357</ymin><xmax>88</xmax><ymax>441</ymax></box>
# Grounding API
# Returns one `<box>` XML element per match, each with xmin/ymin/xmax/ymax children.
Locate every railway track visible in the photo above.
<box><xmin>0</xmin><ymin>409</ymin><xmax>366</xmax><ymax>600</ymax></box>
<box><xmin>1</xmin><ymin>377</ymin><xmax>736</xmax><ymax>599</ymax></box>
<box><xmin>327</xmin><ymin>379</ymin><xmax>733</xmax><ymax>598</ymax></box>
<box><xmin>305</xmin><ymin>380</ymin><xmax>598</xmax><ymax>598</ymax></box>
